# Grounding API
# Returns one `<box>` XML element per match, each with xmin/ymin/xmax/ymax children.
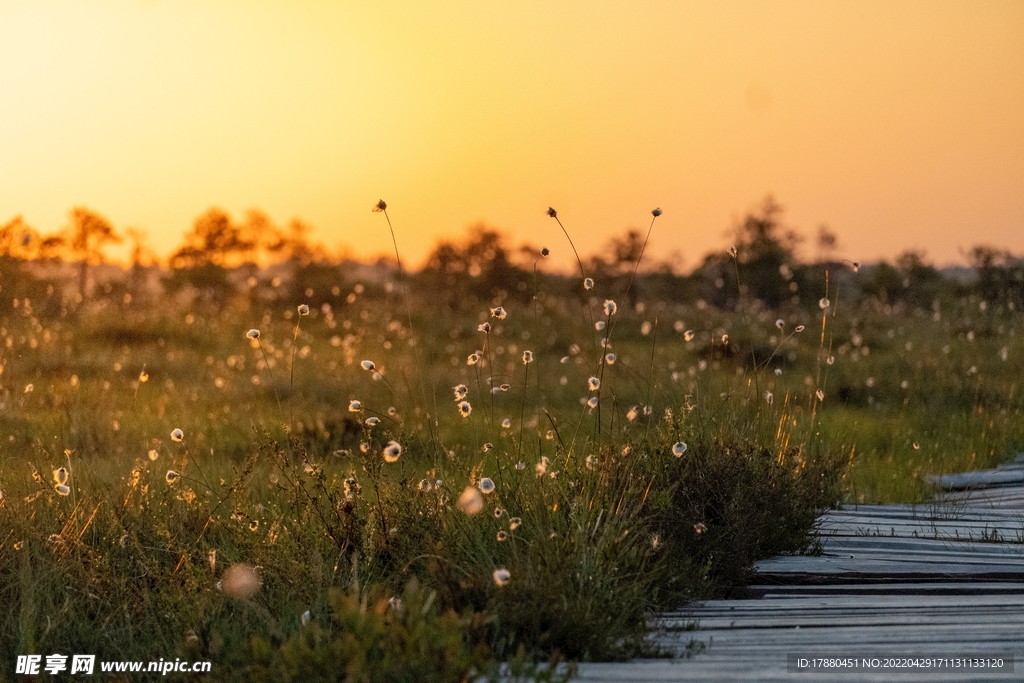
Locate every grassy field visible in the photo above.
<box><xmin>1</xmin><ymin>229</ymin><xmax>1022</xmax><ymax>679</ymax></box>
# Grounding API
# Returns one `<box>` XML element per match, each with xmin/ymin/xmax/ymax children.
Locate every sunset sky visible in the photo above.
<box><xmin>1</xmin><ymin>1</ymin><xmax>1022</xmax><ymax>271</ymax></box>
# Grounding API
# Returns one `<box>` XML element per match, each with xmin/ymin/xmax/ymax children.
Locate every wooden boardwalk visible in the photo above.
<box><xmin>575</xmin><ymin>456</ymin><xmax>1024</xmax><ymax>682</ymax></box>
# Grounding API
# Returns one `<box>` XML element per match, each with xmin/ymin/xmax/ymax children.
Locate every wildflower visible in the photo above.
<box><xmin>493</xmin><ymin>568</ymin><xmax>511</xmax><ymax>587</ymax></box>
<box><xmin>453</xmin><ymin>384</ymin><xmax>468</xmax><ymax>400</ymax></box>
<box><xmin>348</xmin><ymin>400</ymin><xmax>362</xmax><ymax>412</ymax></box>
<box><xmin>53</xmin><ymin>467</ymin><xmax>69</xmax><ymax>486</ymax></box>
<box><xmin>365</xmin><ymin>417</ymin><xmax>380</xmax><ymax>426</ymax></box>
<box><xmin>815</xmin><ymin>389</ymin><xmax>825</xmax><ymax>401</ymax></box>
<box><xmin>683</xmin><ymin>330</ymin><xmax>695</xmax><ymax>342</ymax></box>
<box><xmin>605</xmin><ymin>353</ymin><xmax>616</xmax><ymax>364</ymax></box>
<box><xmin>221</xmin><ymin>563</ymin><xmax>261</xmax><ymax>599</ymax></box>
<box><xmin>587</xmin><ymin>396</ymin><xmax>598</xmax><ymax>409</ymax></box>
<box><xmin>479</xmin><ymin>477</ymin><xmax>495</xmax><ymax>494</ymax></box>
<box><xmin>546</xmin><ymin>207</ymin><xmax>557</xmax><ymax>218</ymax></box>
<box><xmin>501</xmin><ymin>418</ymin><xmax>511</xmax><ymax>428</ymax></box>
<box><xmin>652</xmin><ymin>207</ymin><xmax>662</xmax><ymax>217</ymax></box>
<box><xmin>457</xmin><ymin>486</ymin><xmax>483</xmax><ymax>515</ymax></box>
<box><xmin>301</xmin><ymin>610</ymin><xmax>311</xmax><ymax>627</ymax></box>
<box><xmin>588</xmin><ymin>376</ymin><xmax>600</xmax><ymax>391</ymax></box>
<box><xmin>765</xmin><ymin>391</ymin><xmax>774</xmax><ymax>405</ymax></box>
<box><xmin>818</xmin><ymin>298</ymin><xmax>830</xmax><ymax>309</ymax></box>
<box><xmin>467</xmin><ymin>352</ymin><xmax>481</xmax><ymax>365</ymax></box>
<box><xmin>541</xmin><ymin>247</ymin><xmax>550</xmax><ymax>257</ymax></box>
<box><xmin>776</xmin><ymin>319</ymin><xmax>785</xmax><ymax>330</ymax></box>
<box><xmin>603</xmin><ymin>300</ymin><xmax>617</xmax><ymax>316</ymax></box>
<box><xmin>478</xmin><ymin>322</ymin><xmax>491</xmax><ymax>333</ymax></box>
<box><xmin>535</xmin><ymin>456</ymin><xmax>549</xmax><ymax>477</ymax></box>
<box><xmin>457</xmin><ymin>400</ymin><xmax>472</xmax><ymax>417</ymax></box>
<box><xmin>496</xmin><ymin>530</ymin><xmax>508</xmax><ymax>542</ymax></box>
<box><xmin>509</xmin><ymin>517</ymin><xmax>522</xmax><ymax>530</ymax></box>
<box><xmin>417</xmin><ymin>479</ymin><xmax>432</xmax><ymax>492</ymax></box>
<box><xmin>383</xmin><ymin>440</ymin><xmax>402</xmax><ymax>463</ymax></box>
<box><xmin>360</xmin><ymin>360</ymin><xmax>376</xmax><ymax>371</ymax></box>
<box><xmin>55</xmin><ymin>484</ymin><xmax>70</xmax><ymax>496</ymax></box>
<box><xmin>522</xmin><ymin>350</ymin><xmax>533</xmax><ymax>364</ymax></box>
<box><xmin>584</xmin><ymin>277</ymin><xmax>594</xmax><ymax>290</ymax></box>
<box><xmin>171</xmin><ymin>428</ymin><xmax>184</xmax><ymax>442</ymax></box>
<box><xmin>671</xmin><ymin>442</ymin><xmax>688</xmax><ymax>457</ymax></box>
<box><xmin>297</xmin><ymin>304</ymin><xmax>310</xmax><ymax>316</ymax></box>
<box><xmin>372</xmin><ymin>199</ymin><xmax>387</xmax><ymax>212</ymax></box>
<box><xmin>166</xmin><ymin>470</ymin><xmax>179</xmax><ymax>484</ymax></box>
<box><xmin>490</xmin><ymin>306</ymin><xmax>507</xmax><ymax>319</ymax></box>
<box><xmin>246</xmin><ymin>329</ymin><xmax>260</xmax><ymax>339</ymax></box>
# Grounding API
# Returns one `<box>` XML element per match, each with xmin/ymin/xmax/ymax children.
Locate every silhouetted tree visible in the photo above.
<box><xmin>65</xmin><ymin>207</ymin><xmax>121</xmax><ymax>299</ymax></box>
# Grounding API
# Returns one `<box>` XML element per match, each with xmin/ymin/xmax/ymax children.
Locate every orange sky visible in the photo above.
<box><xmin>1</xmin><ymin>0</ymin><xmax>1022</xmax><ymax>271</ymax></box>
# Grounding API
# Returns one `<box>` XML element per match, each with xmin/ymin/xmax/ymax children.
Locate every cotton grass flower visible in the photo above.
<box><xmin>490</xmin><ymin>306</ymin><xmax>507</xmax><ymax>319</ymax></box>
<box><xmin>501</xmin><ymin>418</ymin><xmax>511</xmax><ymax>428</ymax></box>
<box><xmin>546</xmin><ymin>207</ymin><xmax>557</xmax><ymax>218</ymax></box>
<box><xmin>586</xmin><ymin>396</ymin><xmax>599</xmax><ymax>409</ymax></box>
<box><xmin>816</xmin><ymin>389</ymin><xmax>825</xmax><ymax>401</ymax></box>
<box><xmin>477</xmin><ymin>322</ymin><xmax>491</xmax><ymax>333</ymax></box>
<box><xmin>478</xmin><ymin>477</ymin><xmax>495</xmax><ymax>494</ymax></box>
<box><xmin>165</xmin><ymin>470</ymin><xmax>180</xmax><ymax>484</ymax></box>
<box><xmin>348</xmin><ymin>400</ymin><xmax>362</xmax><ymax>412</ymax></box>
<box><xmin>221</xmin><ymin>563</ymin><xmax>261</xmax><ymax>600</ymax></box>
<box><xmin>626</xmin><ymin>406</ymin><xmax>638</xmax><ymax>422</ymax></box>
<box><xmin>765</xmin><ymin>391</ymin><xmax>774</xmax><ymax>405</ymax></box>
<box><xmin>683</xmin><ymin>330</ymin><xmax>695</xmax><ymax>342</ymax></box>
<box><xmin>467</xmin><ymin>352</ymin><xmax>481</xmax><ymax>365</ymax></box>
<box><xmin>776</xmin><ymin>319</ymin><xmax>785</xmax><ymax>330</ymax></box>
<box><xmin>522</xmin><ymin>350</ymin><xmax>533</xmax><ymax>364</ymax></box>
<box><xmin>588</xmin><ymin>376</ymin><xmax>600</xmax><ymax>391</ymax></box>
<box><xmin>603</xmin><ymin>300</ymin><xmax>617</xmax><ymax>316</ymax></box>
<box><xmin>365</xmin><ymin>417</ymin><xmax>380</xmax><ymax>426</ymax></box>
<box><xmin>246</xmin><ymin>329</ymin><xmax>260</xmax><ymax>340</ymax></box>
<box><xmin>492</xmin><ymin>568</ymin><xmax>511</xmax><ymax>587</ymax></box>
<box><xmin>594</xmin><ymin>320</ymin><xmax>605</xmax><ymax>331</ymax></box>
<box><xmin>453</xmin><ymin>384</ymin><xmax>468</xmax><ymax>400</ymax></box>
<box><xmin>457</xmin><ymin>486</ymin><xmax>484</xmax><ymax>515</ymax></box>
<box><xmin>605</xmin><ymin>353</ymin><xmax>616</xmax><ymax>364</ymax></box>
<box><xmin>535</xmin><ymin>456</ymin><xmax>549</xmax><ymax>477</ymax></box>
<box><xmin>819</xmin><ymin>298</ymin><xmax>830</xmax><ymax>309</ymax></box>
<box><xmin>583</xmin><ymin>277</ymin><xmax>594</xmax><ymax>290</ymax></box>
<box><xmin>171</xmin><ymin>428</ymin><xmax>184</xmax><ymax>442</ymax></box>
<box><xmin>509</xmin><ymin>517</ymin><xmax>522</xmax><ymax>530</ymax></box>
<box><xmin>360</xmin><ymin>360</ymin><xmax>376</xmax><ymax>371</ymax></box>
<box><xmin>373</xmin><ymin>199</ymin><xmax>387</xmax><ymax>212</ymax></box>
<box><xmin>417</xmin><ymin>479</ymin><xmax>432</xmax><ymax>492</ymax></box>
<box><xmin>794</xmin><ymin>325</ymin><xmax>805</xmax><ymax>333</ymax></box>
<box><xmin>457</xmin><ymin>400</ymin><xmax>472</xmax><ymax>417</ymax></box>
<box><xmin>383</xmin><ymin>440</ymin><xmax>402</xmax><ymax>463</ymax></box>
<box><xmin>496</xmin><ymin>531</ymin><xmax>508</xmax><ymax>542</ymax></box>
<box><xmin>671</xmin><ymin>442</ymin><xmax>688</xmax><ymax>457</ymax></box>
<box><xmin>297</xmin><ymin>304</ymin><xmax>310</xmax><ymax>316</ymax></box>
<box><xmin>652</xmin><ymin>207</ymin><xmax>662</xmax><ymax>217</ymax></box>
<box><xmin>301</xmin><ymin>610</ymin><xmax>311</xmax><ymax>627</ymax></box>
<box><xmin>53</xmin><ymin>467</ymin><xmax>69</xmax><ymax>486</ymax></box>
<box><xmin>55</xmin><ymin>484</ymin><xmax>71</xmax><ymax>496</ymax></box>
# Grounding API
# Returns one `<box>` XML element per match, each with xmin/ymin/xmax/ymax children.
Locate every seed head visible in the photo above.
<box><xmin>383</xmin><ymin>440</ymin><xmax>402</xmax><ymax>463</ymax></box>
<box><xmin>509</xmin><ymin>517</ymin><xmax>522</xmax><ymax>530</ymax></box>
<box><xmin>301</xmin><ymin>610</ymin><xmax>311</xmax><ymax>627</ymax></box>
<box><xmin>546</xmin><ymin>207</ymin><xmax>557</xmax><ymax>218</ymax></box>
<box><xmin>490</xmin><ymin>306</ymin><xmax>507</xmax><ymax>319</ymax></box>
<box><xmin>139</xmin><ymin>370</ymin><xmax>149</xmax><ymax>382</ymax></box>
<box><xmin>467</xmin><ymin>352</ymin><xmax>481</xmax><ymax>365</ymax></box>
<box><xmin>53</xmin><ymin>467</ymin><xmax>69</xmax><ymax>486</ymax></box>
<box><xmin>501</xmin><ymin>418</ymin><xmax>511</xmax><ymax>428</ymax></box>
<box><xmin>478</xmin><ymin>477</ymin><xmax>495</xmax><ymax>494</ymax></box>
<box><xmin>365</xmin><ymin>416</ymin><xmax>380</xmax><ymax>426</ymax></box>
<box><xmin>348</xmin><ymin>400</ymin><xmax>362</xmax><ymax>412</ymax></box>
<box><xmin>588</xmin><ymin>376</ymin><xmax>600</xmax><ymax>391</ymax></box>
<box><xmin>535</xmin><ymin>456</ymin><xmax>549</xmax><ymax>477</ymax></box>
<box><xmin>683</xmin><ymin>330</ymin><xmax>695</xmax><ymax>342</ymax></box>
<box><xmin>171</xmin><ymin>428</ymin><xmax>184</xmax><ymax>442</ymax></box>
<box><xmin>478</xmin><ymin>322</ymin><xmax>491</xmax><ymax>333</ymax></box>
<box><xmin>794</xmin><ymin>325</ymin><xmax>805</xmax><ymax>333</ymax></box>
<box><xmin>297</xmin><ymin>304</ymin><xmax>310</xmax><ymax>316</ymax></box>
<box><xmin>671</xmin><ymin>442</ymin><xmax>688</xmax><ymax>457</ymax></box>
<box><xmin>457</xmin><ymin>486</ymin><xmax>483</xmax><ymax>515</ymax></box>
<box><xmin>584</xmin><ymin>277</ymin><xmax>594</xmax><ymax>290</ymax></box>
<box><xmin>728</xmin><ymin>246</ymin><xmax>737</xmax><ymax>258</ymax></box>
<box><xmin>815</xmin><ymin>389</ymin><xmax>825</xmax><ymax>401</ymax></box>
<box><xmin>55</xmin><ymin>484</ymin><xmax>71</xmax><ymax>496</ymax></box>
<box><xmin>652</xmin><ymin>207</ymin><xmax>662</xmax><ymax>217</ymax></box>
<box><xmin>493</xmin><ymin>568</ymin><xmax>511</xmax><ymax>586</ymax></box>
<box><xmin>246</xmin><ymin>329</ymin><xmax>260</xmax><ymax>340</ymax></box>
<box><xmin>360</xmin><ymin>360</ymin><xmax>376</xmax><ymax>371</ymax></box>
<box><xmin>765</xmin><ymin>391</ymin><xmax>774</xmax><ymax>405</ymax></box>
<box><xmin>819</xmin><ymin>298</ymin><xmax>830</xmax><ymax>310</ymax></box>
<box><xmin>587</xmin><ymin>396</ymin><xmax>599</xmax><ymax>409</ymax></box>
<box><xmin>417</xmin><ymin>479</ymin><xmax>432</xmax><ymax>492</ymax></box>
<box><xmin>496</xmin><ymin>530</ymin><xmax>508</xmax><ymax>542</ymax></box>
<box><xmin>453</xmin><ymin>384</ymin><xmax>468</xmax><ymax>401</ymax></box>
<box><xmin>605</xmin><ymin>353</ymin><xmax>616</xmax><ymax>364</ymax></box>
<box><xmin>482</xmin><ymin>442</ymin><xmax>493</xmax><ymax>452</ymax></box>
<box><xmin>603</xmin><ymin>300</ymin><xmax>617</xmax><ymax>316</ymax></box>
<box><xmin>522</xmin><ymin>350</ymin><xmax>533</xmax><ymax>364</ymax></box>
<box><xmin>541</xmin><ymin>247</ymin><xmax>550</xmax><ymax>257</ymax></box>
<box><xmin>776</xmin><ymin>319</ymin><xmax>785</xmax><ymax>330</ymax></box>
<box><xmin>165</xmin><ymin>470</ymin><xmax>179</xmax><ymax>484</ymax></box>
<box><xmin>457</xmin><ymin>400</ymin><xmax>472</xmax><ymax>417</ymax></box>
<box><xmin>373</xmin><ymin>199</ymin><xmax>387</xmax><ymax>212</ymax></box>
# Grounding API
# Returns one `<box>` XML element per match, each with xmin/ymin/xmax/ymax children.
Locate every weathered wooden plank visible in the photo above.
<box><xmin>747</xmin><ymin>581</ymin><xmax>1024</xmax><ymax>596</ymax></box>
<box><xmin>926</xmin><ymin>469</ymin><xmax>1024</xmax><ymax>490</ymax></box>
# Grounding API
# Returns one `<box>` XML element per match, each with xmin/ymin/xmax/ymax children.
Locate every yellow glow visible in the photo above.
<box><xmin>1</xmin><ymin>1</ymin><xmax>1022</xmax><ymax>269</ymax></box>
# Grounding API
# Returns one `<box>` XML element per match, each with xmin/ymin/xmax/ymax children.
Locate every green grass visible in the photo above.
<box><xmin>1</xmin><ymin>250</ymin><xmax>1022</xmax><ymax>678</ymax></box>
